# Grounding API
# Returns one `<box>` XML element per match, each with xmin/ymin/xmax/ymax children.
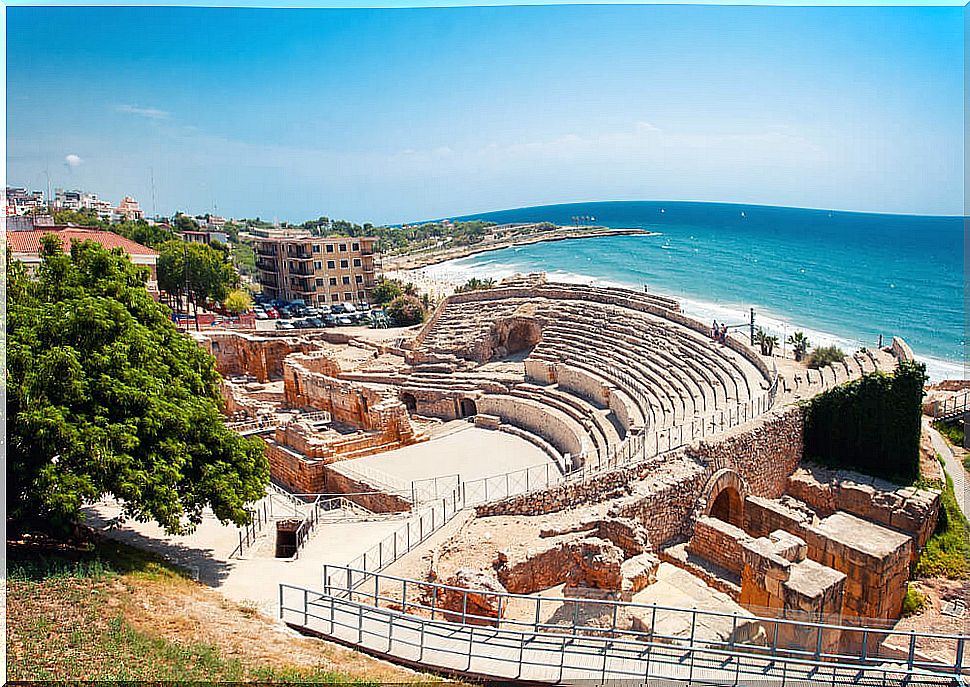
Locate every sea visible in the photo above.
<box><xmin>421</xmin><ymin>201</ymin><xmax>965</xmax><ymax>382</ymax></box>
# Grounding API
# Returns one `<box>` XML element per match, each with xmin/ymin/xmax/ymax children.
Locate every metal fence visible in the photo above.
<box><xmin>934</xmin><ymin>391</ymin><xmax>970</xmax><ymax>422</ymax></box>
<box><xmin>279</xmin><ymin>565</ymin><xmax>967</xmax><ymax>684</ymax></box>
<box><xmin>340</xmin><ymin>487</ymin><xmax>464</xmax><ymax>588</ymax></box>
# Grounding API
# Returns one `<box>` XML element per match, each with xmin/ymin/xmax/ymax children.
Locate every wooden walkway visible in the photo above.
<box><xmin>281</xmin><ymin>587</ymin><xmax>963</xmax><ymax>685</ymax></box>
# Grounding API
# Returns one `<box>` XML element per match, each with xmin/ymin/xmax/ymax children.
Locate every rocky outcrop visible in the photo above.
<box><xmin>438</xmin><ymin>569</ymin><xmax>508</xmax><ymax>625</ymax></box>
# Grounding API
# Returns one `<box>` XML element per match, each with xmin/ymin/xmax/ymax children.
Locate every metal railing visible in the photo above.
<box><xmin>229</xmin><ymin>500</ymin><xmax>270</xmax><ymax>559</ymax></box>
<box><xmin>934</xmin><ymin>391</ymin><xmax>970</xmax><ymax>422</ymax></box>
<box><xmin>278</xmin><ymin>565</ymin><xmax>967</xmax><ymax>684</ymax></box>
<box><xmin>341</xmin><ymin>489</ymin><xmax>464</xmax><ymax>588</ymax></box>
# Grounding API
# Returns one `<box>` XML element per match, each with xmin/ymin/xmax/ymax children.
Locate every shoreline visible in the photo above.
<box><xmin>382</xmin><ymin>226</ymin><xmax>652</xmax><ymax>271</ymax></box>
<box><xmin>386</xmin><ymin>257</ymin><xmax>963</xmax><ymax>384</ymax></box>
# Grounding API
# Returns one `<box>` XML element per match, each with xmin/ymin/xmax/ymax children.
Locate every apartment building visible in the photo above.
<box><xmin>255</xmin><ymin>235</ymin><xmax>379</xmax><ymax>305</ymax></box>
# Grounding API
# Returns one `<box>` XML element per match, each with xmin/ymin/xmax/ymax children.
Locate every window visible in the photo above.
<box><xmin>352</xmin><ymin>242</ymin><xmax>359</xmax><ymax>251</ymax></box>
<box><xmin>316</xmin><ymin>278</ymin><xmax>324</xmax><ymax>286</ymax></box>
<box><xmin>313</xmin><ymin>244</ymin><xmax>321</xmax><ymax>253</ymax></box>
<box><xmin>342</xmin><ymin>276</ymin><xmax>350</xmax><ymax>285</ymax></box>
<box><xmin>355</xmin><ymin>275</ymin><xmax>363</xmax><ymax>284</ymax></box>
<box><xmin>339</xmin><ymin>243</ymin><xmax>347</xmax><ymax>252</ymax></box>
<box><xmin>340</xmin><ymin>259</ymin><xmax>348</xmax><ymax>268</ymax></box>
<box><xmin>326</xmin><ymin>244</ymin><xmax>334</xmax><ymax>253</ymax></box>
<box><xmin>357</xmin><ymin>290</ymin><xmax>366</xmax><ymax>300</ymax></box>
<box><xmin>353</xmin><ymin>258</ymin><xmax>361</xmax><ymax>267</ymax></box>
<box><xmin>344</xmin><ymin>292</ymin><xmax>353</xmax><ymax>301</ymax></box>
<box><xmin>329</xmin><ymin>277</ymin><xmax>337</xmax><ymax>286</ymax></box>
<box><xmin>331</xmin><ymin>293</ymin><xmax>339</xmax><ymax>302</ymax></box>
<box><xmin>314</xmin><ymin>261</ymin><xmax>322</xmax><ymax>270</ymax></box>
<box><xmin>327</xmin><ymin>260</ymin><xmax>336</xmax><ymax>269</ymax></box>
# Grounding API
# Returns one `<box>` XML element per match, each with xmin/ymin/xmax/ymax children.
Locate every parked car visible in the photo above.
<box><xmin>323</xmin><ymin>314</ymin><xmax>337</xmax><ymax>326</ymax></box>
<box><xmin>255</xmin><ymin>311</ymin><xmax>269</xmax><ymax>320</ymax></box>
<box><xmin>305</xmin><ymin>317</ymin><xmax>325</xmax><ymax>328</ymax></box>
<box><xmin>264</xmin><ymin>307</ymin><xmax>279</xmax><ymax>319</ymax></box>
<box><xmin>275</xmin><ymin>320</ymin><xmax>295</xmax><ymax>330</ymax></box>
<box><xmin>335</xmin><ymin>315</ymin><xmax>354</xmax><ymax>326</ymax></box>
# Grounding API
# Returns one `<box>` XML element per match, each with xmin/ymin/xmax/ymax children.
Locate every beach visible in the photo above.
<box><xmin>384</xmin><ymin>202</ymin><xmax>964</xmax><ymax>383</ymax></box>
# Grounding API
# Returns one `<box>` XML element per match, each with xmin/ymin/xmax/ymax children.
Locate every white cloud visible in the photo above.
<box><xmin>64</xmin><ymin>154</ymin><xmax>83</xmax><ymax>169</ymax></box>
<box><xmin>117</xmin><ymin>104</ymin><xmax>170</xmax><ymax>120</ymax></box>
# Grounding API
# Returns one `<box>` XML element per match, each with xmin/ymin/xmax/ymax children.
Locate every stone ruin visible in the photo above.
<box><xmin>196</xmin><ymin>275</ymin><xmax>940</xmax><ymax>652</ymax></box>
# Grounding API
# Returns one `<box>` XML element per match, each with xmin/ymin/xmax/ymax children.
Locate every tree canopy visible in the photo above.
<box><xmin>7</xmin><ymin>237</ymin><xmax>268</xmax><ymax>537</ymax></box>
<box><xmin>386</xmin><ymin>294</ymin><xmax>426</xmax><ymax>326</ymax></box>
<box><xmin>157</xmin><ymin>241</ymin><xmax>239</xmax><ymax>316</ymax></box>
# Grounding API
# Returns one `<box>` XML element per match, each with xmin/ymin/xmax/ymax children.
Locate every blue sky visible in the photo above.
<box><xmin>6</xmin><ymin>4</ymin><xmax>964</xmax><ymax>223</ymax></box>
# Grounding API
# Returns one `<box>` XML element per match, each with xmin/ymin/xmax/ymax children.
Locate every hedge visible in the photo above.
<box><xmin>802</xmin><ymin>360</ymin><xmax>927</xmax><ymax>484</ymax></box>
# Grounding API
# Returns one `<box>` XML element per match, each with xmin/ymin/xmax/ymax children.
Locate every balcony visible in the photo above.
<box><xmin>256</xmin><ymin>257</ymin><xmax>277</xmax><ymax>271</ymax></box>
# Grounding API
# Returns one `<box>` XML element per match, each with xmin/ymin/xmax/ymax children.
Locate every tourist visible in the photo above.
<box><xmin>711</xmin><ymin>320</ymin><xmax>719</xmax><ymax>340</ymax></box>
<box><xmin>720</xmin><ymin>324</ymin><xmax>728</xmax><ymax>344</ymax></box>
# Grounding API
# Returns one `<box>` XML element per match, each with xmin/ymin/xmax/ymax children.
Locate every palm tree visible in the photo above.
<box><xmin>787</xmin><ymin>331</ymin><xmax>810</xmax><ymax>362</ymax></box>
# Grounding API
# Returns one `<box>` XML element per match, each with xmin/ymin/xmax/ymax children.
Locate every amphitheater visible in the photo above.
<box><xmin>199</xmin><ymin>274</ymin><xmax>965</xmax><ymax>684</ymax></box>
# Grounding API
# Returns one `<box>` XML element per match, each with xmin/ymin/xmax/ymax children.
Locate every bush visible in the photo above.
<box><xmin>933</xmin><ymin>420</ymin><xmax>965</xmax><ymax>448</ymax></box>
<box><xmin>802</xmin><ymin>360</ymin><xmax>927</xmax><ymax>484</ymax></box>
<box><xmin>386</xmin><ymin>295</ymin><xmax>425</xmax><ymax>326</ymax></box>
<box><xmin>807</xmin><ymin>345</ymin><xmax>846</xmax><ymax>369</ymax></box>
<box><xmin>901</xmin><ymin>584</ymin><xmax>928</xmax><ymax>616</ymax></box>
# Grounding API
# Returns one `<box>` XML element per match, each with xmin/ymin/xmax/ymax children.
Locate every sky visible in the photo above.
<box><xmin>6</xmin><ymin>4</ymin><xmax>964</xmax><ymax>224</ymax></box>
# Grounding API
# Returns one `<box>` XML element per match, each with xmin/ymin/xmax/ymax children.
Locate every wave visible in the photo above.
<box><xmin>422</xmin><ymin>257</ymin><xmax>964</xmax><ymax>382</ymax></box>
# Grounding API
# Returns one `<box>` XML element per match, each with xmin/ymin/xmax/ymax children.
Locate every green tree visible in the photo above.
<box><xmin>788</xmin><ymin>331</ymin><xmax>810</xmax><ymax>362</ymax></box>
<box><xmin>223</xmin><ymin>289</ymin><xmax>253</xmax><ymax>314</ymax></box>
<box><xmin>52</xmin><ymin>208</ymin><xmax>105</xmax><ymax>228</ymax></box>
<box><xmin>386</xmin><ymin>295</ymin><xmax>426</xmax><ymax>326</ymax></box>
<box><xmin>157</xmin><ymin>241</ymin><xmax>239</xmax><ymax>323</ymax></box>
<box><xmin>7</xmin><ymin>237</ymin><xmax>268</xmax><ymax>537</ymax></box>
<box><xmin>371</xmin><ymin>279</ymin><xmax>404</xmax><ymax>305</ymax></box>
<box><xmin>173</xmin><ymin>213</ymin><xmax>200</xmax><ymax>233</ymax></box>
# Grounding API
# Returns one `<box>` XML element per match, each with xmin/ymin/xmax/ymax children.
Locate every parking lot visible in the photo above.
<box><xmin>252</xmin><ymin>298</ymin><xmax>390</xmax><ymax>331</ymax></box>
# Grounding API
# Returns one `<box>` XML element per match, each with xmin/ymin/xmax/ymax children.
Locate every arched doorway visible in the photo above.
<box><xmin>459</xmin><ymin>398</ymin><xmax>478</xmax><ymax>418</ymax></box>
<box><xmin>401</xmin><ymin>393</ymin><xmax>417</xmax><ymax>414</ymax></box>
<box><xmin>709</xmin><ymin>487</ymin><xmax>743</xmax><ymax>527</ymax></box>
<box><xmin>701</xmin><ymin>468</ymin><xmax>748</xmax><ymax>529</ymax></box>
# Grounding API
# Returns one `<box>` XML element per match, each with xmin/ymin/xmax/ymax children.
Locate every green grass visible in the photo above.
<box><xmin>913</xmin><ymin>471</ymin><xmax>970</xmax><ymax>579</ymax></box>
<box><xmin>901</xmin><ymin>584</ymin><xmax>928</xmax><ymax>617</ymax></box>
<box><xmin>933</xmin><ymin>420</ymin><xmax>965</xmax><ymax>449</ymax></box>
<box><xmin>6</xmin><ymin>537</ymin><xmax>378</xmax><ymax>683</ymax></box>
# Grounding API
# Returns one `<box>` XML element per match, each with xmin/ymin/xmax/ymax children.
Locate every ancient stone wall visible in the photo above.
<box><xmin>801</xmin><ymin>512</ymin><xmax>911</xmax><ymax>622</ymax></box>
<box><xmin>474</xmin><ymin>406</ymin><xmax>806</xmax><ymax>548</ymax></box>
<box><xmin>688</xmin><ymin>516</ymin><xmax>748</xmax><ymax>575</ymax></box>
<box><xmin>476</xmin><ymin>395</ymin><xmax>589</xmax><ymax>463</ymax></box>
<box><xmin>690</xmin><ymin>407</ymin><xmax>804</xmax><ymax>500</ymax></box>
<box><xmin>786</xmin><ymin>465</ymin><xmax>940</xmax><ymax>552</ymax></box>
<box><xmin>194</xmin><ymin>331</ymin><xmax>312</xmax><ymax>382</ymax></box>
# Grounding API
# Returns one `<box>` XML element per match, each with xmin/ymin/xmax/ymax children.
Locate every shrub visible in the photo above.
<box><xmin>802</xmin><ymin>360</ymin><xmax>927</xmax><ymax>484</ymax></box>
<box><xmin>807</xmin><ymin>345</ymin><xmax>845</xmax><ymax>369</ymax></box>
<box><xmin>933</xmin><ymin>420</ymin><xmax>965</xmax><ymax>448</ymax></box>
<box><xmin>370</xmin><ymin>279</ymin><xmax>404</xmax><ymax>305</ymax></box>
<box><xmin>901</xmin><ymin>584</ymin><xmax>928</xmax><ymax>616</ymax></box>
<box><xmin>386</xmin><ymin>295</ymin><xmax>425</xmax><ymax>326</ymax></box>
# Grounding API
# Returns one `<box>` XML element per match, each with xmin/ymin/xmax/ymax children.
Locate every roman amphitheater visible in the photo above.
<box><xmin>99</xmin><ymin>274</ymin><xmax>967</xmax><ymax>683</ymax></box>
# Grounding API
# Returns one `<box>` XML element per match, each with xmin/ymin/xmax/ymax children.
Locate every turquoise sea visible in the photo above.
<box><xmin>427</xmin><ymin>201</ymin><xmax>965</xmax><ymax>381</ymax></box>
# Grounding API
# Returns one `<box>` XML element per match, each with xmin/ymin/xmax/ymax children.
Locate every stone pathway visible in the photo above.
<box><xmin>924</xmin><ymin>418</ymin><xmax>969</xmax><ymax>519</ymax></box>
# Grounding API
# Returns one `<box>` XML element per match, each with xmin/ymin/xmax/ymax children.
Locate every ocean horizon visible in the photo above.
<box><xmin>423</xmin><ymin>201</ymin><xmax>965</xmax><ymax>382</ymax></box>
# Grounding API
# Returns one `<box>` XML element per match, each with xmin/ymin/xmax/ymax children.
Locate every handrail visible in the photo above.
<box><xmin>283</xmin><ymin>565</ymin><xmax>969</xmax><ymax>682</ymax></box>
<box><xmin>934</xmin><ymin>391</ymin><xmax>970</xmax><ymax>420</ymax></box>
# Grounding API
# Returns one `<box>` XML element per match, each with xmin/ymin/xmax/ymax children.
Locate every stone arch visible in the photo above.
<box><xmin>459</xmin><ymin>397</ymin><xmax>478</xmax><ymax>418</ymax></box>
<box><xmin>701</xmin><ymin>468</ymin><xmax>748</xmax><ymax>529</ymax></box>
<box><xmin>400</xmin><ymin>392</ymin><xmax>417</xmax><ymax>414</ymax></box>
<box><xmin>502</xmin><ymin>320</ymin><xmax>542</xmax><ymax>355</ymax></box>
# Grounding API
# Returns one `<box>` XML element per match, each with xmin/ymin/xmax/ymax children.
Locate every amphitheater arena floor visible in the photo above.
<box><xmin>339</xmin><ymin>424</ymin><xmax>553</xmax><ymax>484</ymax></box>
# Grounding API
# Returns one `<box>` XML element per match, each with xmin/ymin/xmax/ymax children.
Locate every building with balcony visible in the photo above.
<box><xmin>254</xmin><ymin>235</ymin><xmax>379</xmax><ymax>305</ymax></box>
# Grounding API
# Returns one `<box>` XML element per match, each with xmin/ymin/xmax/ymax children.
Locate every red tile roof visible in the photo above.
<box><xmin>6</xmin><ymin>227</ymin><xmax>159</xmax><ymax>257</ymax></box>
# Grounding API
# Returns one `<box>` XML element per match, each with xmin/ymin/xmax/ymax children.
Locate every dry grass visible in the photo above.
<box><xmin>6</xmin><ymin>535</ymin><xmax>431</xmax><ymax>682</ymax></box>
